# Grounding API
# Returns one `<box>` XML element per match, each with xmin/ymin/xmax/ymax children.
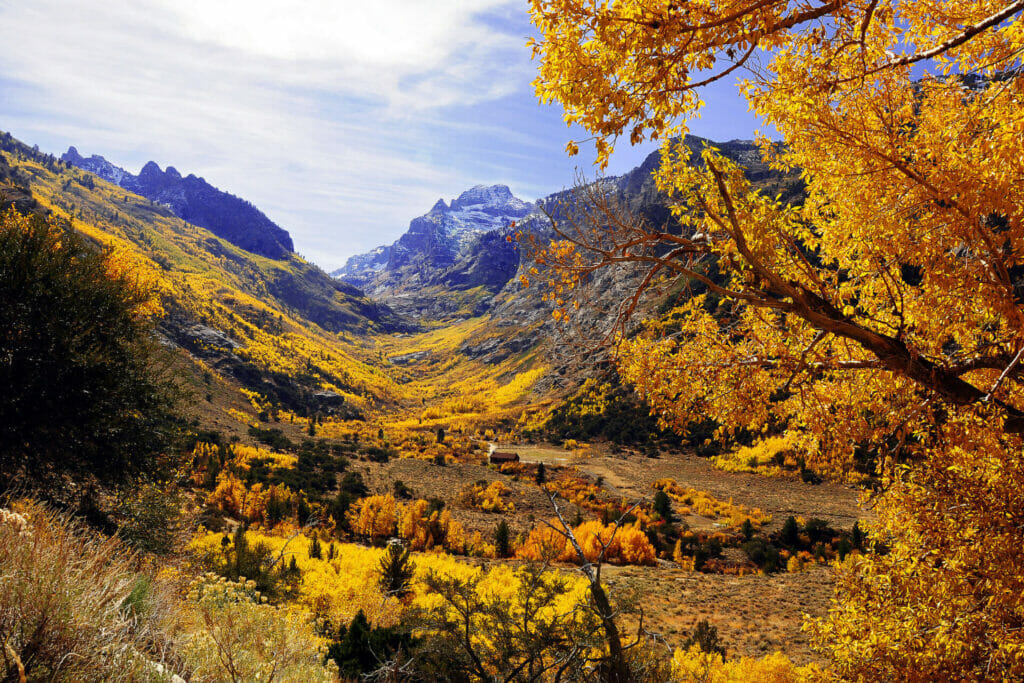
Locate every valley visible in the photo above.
<box><xmin>0</xmin><ymin>125</ymin><xmax>905</xmax><ymax>679</ymax></box>
<box><xmin>0</xmin><ymin>125</ymin><xmax>863</xmax><ymax>679</ymax></box>
<box><xmin>4</xmin><ymin>2</ymin><xmax>1021</xmax><ymax>680</ymax></box>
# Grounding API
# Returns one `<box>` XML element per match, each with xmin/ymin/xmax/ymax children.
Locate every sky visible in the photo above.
<box><xmin>0</xmin><ymin>1</ymin><xmax>762</xmax><ymax>270</ymax></box>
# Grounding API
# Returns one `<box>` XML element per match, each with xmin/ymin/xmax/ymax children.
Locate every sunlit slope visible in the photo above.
<box><xmin>0</xmin><ymin>133</ymin><xmax>401</xmax><ymax>410</ymax></box>
<box><xmin>376</xmin><ymin>317</ymin><xmax>553</xmax><ymax>429</ymax></box>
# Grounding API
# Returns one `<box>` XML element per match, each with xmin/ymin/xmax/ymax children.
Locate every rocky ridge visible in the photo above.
<box><xmin>62</xmin><ymin>147</ymin><xmax>294</xmax><ymax>259</ymax></box>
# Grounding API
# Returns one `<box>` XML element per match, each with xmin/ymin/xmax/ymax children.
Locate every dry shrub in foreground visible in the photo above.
<box><xmin>0</xmin><ymin>500</ymin><xmax>336</xmax><ymax>682</ymax></box>
<box><xmin>0</xmin><ymin>500</ymin><xmax>165</xmax><ymax>681</ymax></box>
<box><xmin>170</xmin><ymin>574</ymin><xmax>336</xmax><ymax>682</ymax></box>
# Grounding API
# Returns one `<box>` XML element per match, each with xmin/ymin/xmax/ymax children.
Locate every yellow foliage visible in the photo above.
<box><xmin>347</xmin><ymin>494</ymin><xmax>398</xmax><ymax>541</ymax></box>
<box><xmin>188</xmin><ymin>528</ymin><xmax>587</xmax><ymax>639</ymax></box>
<box><xmin>654</xmin><ymin>479</ymin><xmax>771</xmax><ymax>529</ymax></box>
<box><xmin>457</xmin><ymin>481</ymin><xmax>515</xmax><ymax>513</ymax></box>
<box><xmin>205</xmin><ymin>472</ymin><xmax>304</xmax><ymax>527</ymax></box>
<box><xmin>102</xmin><ymin>246</ymin><xmax>165</xmax><ymax>318</ymax></box>
<box><xmin>397</xmin><ymin>498</ymin><xmax>475</xmax><ymax>555</ymax></box>
<box><xmin>669</xmin><ymin>646</ymin><xmax>817</xmax><ymax>682</ymax></box>
<box><xmin>231</xmin><ymin>443</ymin><xmax>297</xmax><ymax>470</ymax></box>
<box><xmin>713</xmin><ymin>433</ymin><xmax>806</xmax><ymax>477</ymax></box>
<box><xmin>516</xmin><ymin>519</ymin><xmax>655</xmax><ymax>566</ymax></box>
<box><xmin>490</xmin><ymin>367</ymin><xmax>547</xmax><ymax>405</ymax></box>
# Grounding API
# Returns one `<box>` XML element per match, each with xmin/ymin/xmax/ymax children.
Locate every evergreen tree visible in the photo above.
<box><xmin>325</xmin><ymin>610</ymin><xmax>417</xmax><ymax>680</ymax></box>
<box><xmin>494</xmin><ymin>520</ymin><xmax>511</xmax><ymax>558</ymax></box>
<box><xmin>378</xmin><ymin>541</ymin><xmax>415</xmax><ymax>599</ymax></box>
<box><xmin>535</xmin><ymin>462</ymin><xmax>546</xmax><ymax>485</ymax></box>
<box><xmin>653</xmin><ymin>490</ymin><xmax>672</xmax><ymax>521</ymax></box>
<box><xmin>851</xmin><ymin>521</ymin><xmax>865</xmax><ymax>551</ymax></box>
<box><xmin>780</xmin><ymin>516</ymin><xmax>800</xmax><ymax>548</ymax></box>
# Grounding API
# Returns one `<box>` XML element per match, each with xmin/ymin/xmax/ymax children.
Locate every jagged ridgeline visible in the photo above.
<box><xmin>63</xmin><ymin>146</ymin><xmax>294</xmax><ymax>259</ymax></box>
<box><xmin>0</xmin><ymin>131</ymin><xmax>407</xmax><ymax>417</ymax></box>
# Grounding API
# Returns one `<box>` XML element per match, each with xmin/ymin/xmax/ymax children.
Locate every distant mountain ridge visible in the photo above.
<box><xmin>62</xmin><ymin>146</ymin><xmax>294</xmax><ymax>259</ymax></box>
<box><xmin>338</xmin><ymin>138</ymin><xmax>803</xmax><ymax>317</ymax></box>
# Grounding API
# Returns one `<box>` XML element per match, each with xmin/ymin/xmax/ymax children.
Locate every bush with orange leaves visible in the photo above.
<box><xmin>517</xmin><ymin>519</ymin><xmax>655</xmax><ymax>566</ymax></box>
<box><xmin>346</xmin><ymin>495</ymin><xmax>493</xmax><ymax>557</ymax></box>
<box><xmin>544</xmin><ymin>472</ymin><xmax>613</xmax><ymax>516</ymax></box>
<box><xmin>399</xmin><ymin>498</ymin><xmax>473</xmax><ymax>554</ymax></box>
<box><xmin>456</xmin><ymin>481</ymin><xmax>515</xmax><ymax>513</ymax></box>
<box><xmin>206</xmin><ymin>472</ymin><xmax>308</xmax><ymax>527</ymax></box>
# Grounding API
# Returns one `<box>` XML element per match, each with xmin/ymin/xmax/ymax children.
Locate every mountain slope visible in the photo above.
<box><xmin>1</xmin><ymin>131</ymin><xmax>407</xmax><ymax>419</ymax></box>
<box><xmin>63</xmin><ymin>146</ymin><xmax>295</xmax><ymax>259</ymax></box>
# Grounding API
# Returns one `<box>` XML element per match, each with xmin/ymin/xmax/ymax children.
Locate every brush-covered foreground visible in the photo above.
<box><xmin>3</xmin><ymin>495</ymin><xmax>831</xmax><ymax>682</ymax></box>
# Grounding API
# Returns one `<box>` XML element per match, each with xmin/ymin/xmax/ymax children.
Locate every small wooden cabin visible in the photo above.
<box><xmin>489</xmin><ymin>451</ymin><xmax>520</xmax><ymax>465</ymax></box>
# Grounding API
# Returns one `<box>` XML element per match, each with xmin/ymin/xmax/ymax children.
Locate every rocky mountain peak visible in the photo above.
<box><xmin>138</xmin><ymin>160</ymin><xmax>162</xmax><ymax>180</ymax></box>
<box><xmin>450</xmin><ymin>184</ymin><xmax>530</xmax><ymax>215</ymax></box>
<box><xmin>332</xmin><ymin>184</ymin><xmax>536</xmax><ymax>298</ymax></box>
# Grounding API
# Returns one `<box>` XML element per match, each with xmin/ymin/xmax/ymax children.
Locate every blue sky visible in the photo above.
<box><xmin>0</xmin><ymin>1</ymin><xmax>762</xmax><ymax>270</ymax></box>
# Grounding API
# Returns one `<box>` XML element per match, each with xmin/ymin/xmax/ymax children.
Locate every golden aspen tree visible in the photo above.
<box><xmin>529</xmin><ymin>1</ymin><xmax>1024</xmax><ymax>678</ymax></box>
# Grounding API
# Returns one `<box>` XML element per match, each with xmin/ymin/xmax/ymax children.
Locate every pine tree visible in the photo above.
<box><xmin>378</xmin><ymin>541</ymin><xmax>415</xmax><ymax>599</ymax></box>
<box><xmin>494</xmin><ymin>520</ymin><xmax>511</xmax><ymax>558</ymax></box>
<box><xmin>653</xmin><ymin>490</ymin><xmax>672</xmax><ymax>521</ymax></box>
<box><xmin>780</xmin><ymin>516</ymin><xmax>800</xmax><ymax>548</ymax></box>
<box><xmin>535</xmin><ymin>462</ymin><xmax>546</xmax><ymax>485</ymax></box>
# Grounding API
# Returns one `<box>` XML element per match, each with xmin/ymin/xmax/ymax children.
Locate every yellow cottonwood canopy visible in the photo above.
<box><xmin>529</xmin><ymin>0</ymin><xmax>1024</xmax><ymax>678</ymax></box>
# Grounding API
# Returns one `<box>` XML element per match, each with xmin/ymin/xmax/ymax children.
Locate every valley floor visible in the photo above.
<box><xmin>346</xmin><ymin>439</ymin><xmax>865</xmax><ymax>664</ymax></box>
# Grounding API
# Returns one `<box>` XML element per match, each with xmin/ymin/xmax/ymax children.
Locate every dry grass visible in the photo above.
<box><xmin>0</xmin><ymin>500</ymin><xmax>172</xmax><ymax>681</ymax></box>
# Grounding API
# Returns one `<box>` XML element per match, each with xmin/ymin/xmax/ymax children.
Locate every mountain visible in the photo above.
<box><xmin>335</xmin><ymin>138</ymin><xmax>803</xmax><ymax>326</ymax></box>
<box><xmin>332</xmin><ymin>184</ymin><xmax>533</xmax><ymax>318</ymax></box>
<box><xmin>62</xmin><ymin>146</ymin><xmax>294</xmax><ymax>259</ymax></box>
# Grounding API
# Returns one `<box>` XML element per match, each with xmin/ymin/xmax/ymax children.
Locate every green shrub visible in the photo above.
<box><xmin>0</xmin><ymin>208</ymin><xmax>180</xmax><ymax>491</ymax></box>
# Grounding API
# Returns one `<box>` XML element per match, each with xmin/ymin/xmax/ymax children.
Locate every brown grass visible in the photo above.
<box><xmin>0</xmin><ymin>500</ymin><xmax>172</xmax><ymax>681</ymax></box>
